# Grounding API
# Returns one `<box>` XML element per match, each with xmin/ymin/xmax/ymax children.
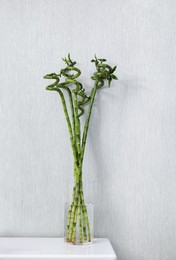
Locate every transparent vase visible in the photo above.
<box><xmin>64</xmin><ymin>202</ymin><xmax>94</xmax><ymax>245</ymax></box>
<box><xmin>63</xmin><ymin>179</ymin><xmax>94</xmax><ymax>245</ymax></box>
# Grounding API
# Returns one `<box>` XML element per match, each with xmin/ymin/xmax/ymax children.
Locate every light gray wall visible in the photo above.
<box><xmin>0</xmin><ymin>0</ymin><xmax>176</xmax><ymax>259</ymax></box>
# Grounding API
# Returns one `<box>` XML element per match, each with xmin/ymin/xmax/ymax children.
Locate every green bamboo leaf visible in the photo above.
<box><xmin>98</xmin><ymin>58</ymin><xmax>107</xmax><ymax>62</ymax></box>
<box><xmin>91</xmin><ymin>75</ymin><xmax>98</xmax><ymax>80</ymax></box>
<box><xmin>111</xmin><ymin>74</ymin><xmax>118</xmax><ymax>80</ymax></box>
<box><xmin>68</xmin><ymin>53</ymin><xmax>71</xmax><ymax>60</ymax></box>
<box><xmin>111</xmin><ymin>66</ymin><xmax>117</xmax><ymax>73</ymax></box>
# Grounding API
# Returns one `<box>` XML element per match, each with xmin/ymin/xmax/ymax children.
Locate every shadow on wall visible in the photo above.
<box><xmin>87</xmin><ymin>78</ymin><xmax>149</xmax><ymax>259</ymax></box>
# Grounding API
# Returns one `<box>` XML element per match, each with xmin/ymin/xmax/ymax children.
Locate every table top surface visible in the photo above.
<box><xmin>0</xmin><ymin>238</ymin><xmax>117</xmax><ymax>259</ymax></box>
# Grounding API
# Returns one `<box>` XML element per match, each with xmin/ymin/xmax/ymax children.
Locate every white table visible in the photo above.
<box><xmin>0</xmin><ymin>238</ymin><xmax>117</xmax><ymax>260</ymax></box>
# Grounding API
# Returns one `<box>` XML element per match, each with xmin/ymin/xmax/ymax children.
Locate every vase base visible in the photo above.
<box><xmin>64</xmin><ymin>238</ymin><xmax>93</xmax><ymax>245</ymax></box>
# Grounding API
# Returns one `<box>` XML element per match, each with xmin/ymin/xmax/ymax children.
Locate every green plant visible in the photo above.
<box><xmin>44</xmin><ymin>54</ymin><xmax>118</xmax><ymax>244</ymax></box>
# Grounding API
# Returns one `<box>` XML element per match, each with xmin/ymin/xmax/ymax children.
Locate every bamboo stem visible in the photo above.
<box><xmin>60</xmin><ymin>84</ymin><xmax>76</xmax><ymax>144</ymax></box>
<box><xmin>73</xmin><ymin>91</ymin><xmax>81</xmax><ymax>162</ymax></box>
<box><xmin>80</xmin><ymin>84</ymin><xmax>97</xmax><ymax>166</ymax></box>
<box><xmin>50</xmin><ymin>88</ymin><xmax>78</xmax><ymax>166</ymax></box>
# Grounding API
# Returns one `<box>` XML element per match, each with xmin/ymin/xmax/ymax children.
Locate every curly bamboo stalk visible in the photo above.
<box><xmin>59</xmin><ymin>84</ymin><xmax>79</xmax><ymax>173</ymax></box>
<box><xmin>73</xmin><ymin>90</ymin><xmax>81</xmax><ymax>164</ymax></box>
<box><xmin>43</xmin><ymin>72</ymin><xmax>79</xmax><ymax>167</ymax></box>
<box><xmin>80</xmin><ymin>79</ymin><xmax>104</xmax><ymax>167</ymax></box>
<box><xmin>44</xmin><ymin>54</ymin><xmax>118</xmax><ymax>244</ymax></box>
<box><xmin>60</xmin><ymin>84</ymin><xmax>76</xmax><ymax>143</ymax></box>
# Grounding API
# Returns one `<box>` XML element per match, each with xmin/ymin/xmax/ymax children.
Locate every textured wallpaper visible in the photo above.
<box><xmin>0</xmin><ymin>0</ymin><xmax>176</xmax><ymax>259</ymax></box>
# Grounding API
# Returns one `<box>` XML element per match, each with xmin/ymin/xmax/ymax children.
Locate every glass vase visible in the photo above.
<box><xmin>64</xmin><ymin>202</ymin><xmax>94</xmax><ymax>245</ymax></box>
